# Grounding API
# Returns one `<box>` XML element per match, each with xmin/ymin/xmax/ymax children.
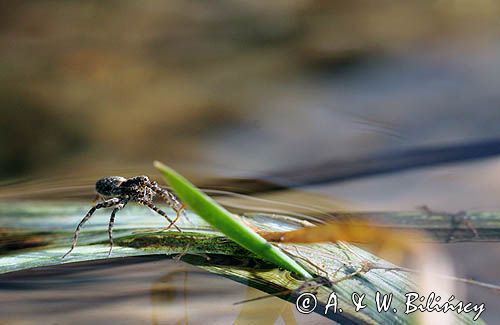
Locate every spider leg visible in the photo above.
<box><xmin>150</xmin><ymin>182</ymin><xmax>178</xmax><ymax>207</ymax></box>
<box><xmin>62</xmin><ymin>198</ymin><xmax>121</xmax><ymax>259</ymax></box>
<box><xmin>163</xmin><ymin>203</ymin><xmax>184</xmax><ymax>231</ymax></box>
<box><xmin>107</xmin><ymin>200</ymin><xmax>128</xmax><ymax>257</ymax></box>
<box><xmin>150</xmin><ymin>181</ymin><xmax>191</xmax><ymax>224</ymax></box>
<box><xmin>139</xmin><ymin>199</ymin><xmax>182</xmax><ymax>232</ymax></box>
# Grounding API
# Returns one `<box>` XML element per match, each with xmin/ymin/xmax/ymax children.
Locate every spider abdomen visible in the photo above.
<box><xmin>95</xmin><ymin>176</ymin><xmax>126</xmax><ymax>197</ymax></box>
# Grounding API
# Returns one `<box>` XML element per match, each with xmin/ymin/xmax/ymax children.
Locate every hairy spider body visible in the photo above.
<box><xmin>63</xmin><ymin>175</ymin><xmax>185</xmax><ymax>258</ymax></box>
<box><xmin>95</xmin><ymin>176</ymin><xmax>127</xmax><ymax>197</ymax></box>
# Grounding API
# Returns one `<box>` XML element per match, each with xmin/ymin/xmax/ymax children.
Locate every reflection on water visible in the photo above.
<box><xmin>0</xmin><ymin>255</ymin><xmax>332</xmax><ymax>325</ymax></box>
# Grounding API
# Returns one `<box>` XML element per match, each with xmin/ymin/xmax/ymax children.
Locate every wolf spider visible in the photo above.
<box><xmin>63</xmin><ymin>175</ymin><xmax>185</xmax><ymax>258</ymax></box>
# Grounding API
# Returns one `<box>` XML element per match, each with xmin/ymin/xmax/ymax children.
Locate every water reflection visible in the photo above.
<box><xmin>0</xmin><ymin>256</ymin><xmax>332</xmax><ymax>325</ymax></box>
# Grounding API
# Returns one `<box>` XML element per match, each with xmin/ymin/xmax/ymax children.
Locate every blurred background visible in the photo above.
<box><xmin>1</xmin><ymin>0</ymin><xmax>500</xmax><ymax>211</ymax></box>
<box><xmin>1</xmin><ymin>1</ymin><xmax>500</xmax><ymax>322</ymax></box>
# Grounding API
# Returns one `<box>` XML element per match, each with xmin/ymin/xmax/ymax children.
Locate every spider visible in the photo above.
<box><xmin>63</xmin><ymin>175</ymin><xmax>185</xmax><ymax>258</ymax></box>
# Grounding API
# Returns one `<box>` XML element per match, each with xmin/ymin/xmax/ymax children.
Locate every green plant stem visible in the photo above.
<box><xmin>154</xmin><ymin>161</ymin><xmax>312</xmax><ymax>279</ymax></box>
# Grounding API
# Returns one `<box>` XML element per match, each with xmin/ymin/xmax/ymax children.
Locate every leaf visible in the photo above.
<box><xmin>154</xmin><ymin>161</ymin><xmax>313</xmax><ymax>279</ymax></box>
<box><xmin>0</xmin><ymin>202</ymin><xmax>486</xmax><ymax>324</ymax></box>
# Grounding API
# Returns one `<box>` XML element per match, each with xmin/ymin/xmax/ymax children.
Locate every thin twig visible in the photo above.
<box><xmin>278</xmin><ymin>245</ymin><xmax>328</xmax><ymax>276</ymax></box>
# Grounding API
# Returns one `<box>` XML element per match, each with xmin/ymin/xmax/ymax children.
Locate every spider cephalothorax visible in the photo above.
<box><xmin>96</xmin><ymin>175</ymin><xmax>154</xmax><ymax>201</ymax></box>
<box><xmin>63</xmin><ymin>175</ymin><xmax>185</xmax><ymax>258</ymax></box>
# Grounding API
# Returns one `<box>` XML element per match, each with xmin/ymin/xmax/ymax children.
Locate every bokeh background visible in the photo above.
<box><xmin>2</xmin><ymin>1</ymin><xmax>500</xmax><ymax>207</ymax></box>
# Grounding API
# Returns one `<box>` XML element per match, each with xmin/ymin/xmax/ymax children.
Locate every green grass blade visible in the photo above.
<box><xmin>153</xmin><ymin>161</ymin><xmax>312</xmax><ymax>279</ymax></box>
